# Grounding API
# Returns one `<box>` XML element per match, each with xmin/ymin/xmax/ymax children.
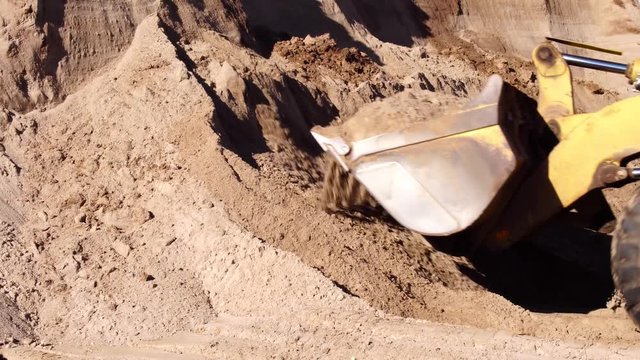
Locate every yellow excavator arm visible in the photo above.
<box><xmin>486</xmin><ymin>42</ymin><xmax>640</xmax><ymax>249</ymax></box>
<box><xmin>311</xmin><ymin>39</ymin><xmax>640</xmax><ymax>329</ymax></box>
<box><xmin>311</xmin><ymin>40</ymin><xmax>640</xmax><ymax>249</ymax></box>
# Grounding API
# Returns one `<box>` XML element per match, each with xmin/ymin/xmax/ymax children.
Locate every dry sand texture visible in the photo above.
<box><xmin>0</xmin><ymin>1</ymin><xmax>640</xmax><ymax>359</ymax></box>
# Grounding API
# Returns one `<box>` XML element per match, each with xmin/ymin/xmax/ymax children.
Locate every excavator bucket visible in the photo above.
<box><xmin>311</xmin><ymin>75</ymin><xmax>553</xmax><ymax>236</ymax></box>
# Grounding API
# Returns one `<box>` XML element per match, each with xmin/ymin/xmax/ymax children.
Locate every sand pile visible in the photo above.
<box><xmin>273</xmin><ymin>35</ymin><xmax>380</xmax><ymax>84</ymax></box>
<box><xmin>0</xmin><ymin>0</ymin><xmax>640</xmax><ymax>358</ymax></box>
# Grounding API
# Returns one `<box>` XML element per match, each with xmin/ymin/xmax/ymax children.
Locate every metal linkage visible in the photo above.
<box><xmin>562</xmin><ymin>53</ymin><xmax>628</xmax><ymax>74</ymax></box>
<box><xmin>629</xmin><ymin>168</ymin><xmax>640</xmax><ymax>180</ymax></box>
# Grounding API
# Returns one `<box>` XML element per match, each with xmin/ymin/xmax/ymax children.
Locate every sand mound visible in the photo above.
<box><xmin>274</xmin><ymin>34</ymin><xmax>380</xmax><ymax>84</ymax></box>
<box><xmin>0</xmin><ymin>0</ymin><xmax>640</xmax><ymax>358</ymax></box>
<box><xmin>0</xmin><ymin>0</ymin><xmax>251</xmax><ymax>113</ymax></box>
<box><xmin>157</xmin><ymin>0</ymin><xmax>250</xmax><ymax>44</ymax></box>
<box><xmin>0</xmin><ymin>0</ymin><xmax>158</xmax><ymax>112</ymax></box>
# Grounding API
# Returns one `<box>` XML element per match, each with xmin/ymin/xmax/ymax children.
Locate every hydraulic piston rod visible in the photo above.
<box><xmin>562</xmin><ymin>53</ymin><xmax>628</xmax><ymax>74</ymax></box>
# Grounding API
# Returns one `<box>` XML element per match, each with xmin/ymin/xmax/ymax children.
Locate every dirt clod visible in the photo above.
<box><xmin>111</xmin><ymin>241</ymin><xmax>131</xmax><ymax>258</ymax></box>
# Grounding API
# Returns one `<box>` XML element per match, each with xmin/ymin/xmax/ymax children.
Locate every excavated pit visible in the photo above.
<box><xmin>1</xmin><ymin>0</ymin><xmax>640</xmax><ymax>358</ymax></box>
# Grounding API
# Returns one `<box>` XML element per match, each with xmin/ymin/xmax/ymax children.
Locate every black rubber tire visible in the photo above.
<box><xmin>612</xmin><ymin>192</ymin><xmax>640</xmax><ymax>328</ymax></box>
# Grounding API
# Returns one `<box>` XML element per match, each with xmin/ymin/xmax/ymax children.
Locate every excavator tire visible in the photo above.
<box><xmin>611</xmin><ymin>190</ymin><xmax>640</xmax><ymax>328</ymax></box>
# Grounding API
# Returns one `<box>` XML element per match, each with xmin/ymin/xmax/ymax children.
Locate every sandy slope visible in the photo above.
<box><xmin>1</xmin><ymin>1</ymin><xmax>640</xmax><ymax>359</ymax></box>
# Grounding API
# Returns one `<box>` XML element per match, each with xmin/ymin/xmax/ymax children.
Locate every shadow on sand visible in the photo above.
<box><xmin>241</xmin><ymin>0</ymin><xmax>431</xmax><ymax>63</ymax></box>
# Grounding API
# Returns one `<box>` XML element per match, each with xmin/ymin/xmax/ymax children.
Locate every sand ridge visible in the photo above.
<box><xmin>0</xmin><ymin>1</ymin><xmax>640</xmax><ymax>358</ymax></box>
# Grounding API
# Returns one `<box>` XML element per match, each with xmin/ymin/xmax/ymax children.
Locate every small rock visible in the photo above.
<box><xmin>37</xmin><ymin>211</ymin><xmax>48</xmax><ymax>222</ymax></box>
<box><xmin>102</xmin><ymin>206</ymin><xmax>153</xmax><ymax>230</ymax></box>
<box><xmin>111</xmin><ymin>240</ymin><xmax>130</xmax><ymax>258</ymax></box>
<box><xmin>164</xmin><ymin>237</ymin><xmax>177</xmax><ymax>246</ymax></box>
<box><xmin>174</xmin><ymin>66</ymin><xmax>190</xmax><ymax>82</ymax></box>
<box><xmin>303</xmin><ymin>35</ymin><xmax>315</xmax><ymax>45</ymax></box>
<box><xmin>55</xmin><ymin>257</ymin><xmax>80</xmax><ymax>278</ymax></box>
<box><xmin>165</xmin><ymin>144</ymin><xmax>177</xmax><ymax>154</ymax></box>
<box><xmin>77</xmin><ymin>269</ymin><xmax>89</xmax><ymax>279</ymax></box>
<box><xmin>0</xmin><ymin>109</ymin><xmax>12</xmax><ymax>129</ymax></box>
<box><xmin>62</xmin><ymin>193</ymin><xmax>86</xmax><ymax>208</ymax></box>
<box><xmin>215</xmin><ymin>62</ymin><xmax>246</xmax><ymax>105</ymax></box>
<box><xmin>53</xmin><ymin>283</ymin><xmax>68</xmax><ymax>293</ymax></box>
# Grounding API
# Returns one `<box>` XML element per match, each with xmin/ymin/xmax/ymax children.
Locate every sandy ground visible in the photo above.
<box><xmin>1</xmin><ymin>1</ymin><xmax>640</xmax><ymax>359</ymax></box>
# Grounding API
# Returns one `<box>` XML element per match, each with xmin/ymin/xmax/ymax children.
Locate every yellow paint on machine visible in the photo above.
<box><xmin>548</xmin><ymin>95</ymin><xmax>640</xmax><ymax>207</ymax></box>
